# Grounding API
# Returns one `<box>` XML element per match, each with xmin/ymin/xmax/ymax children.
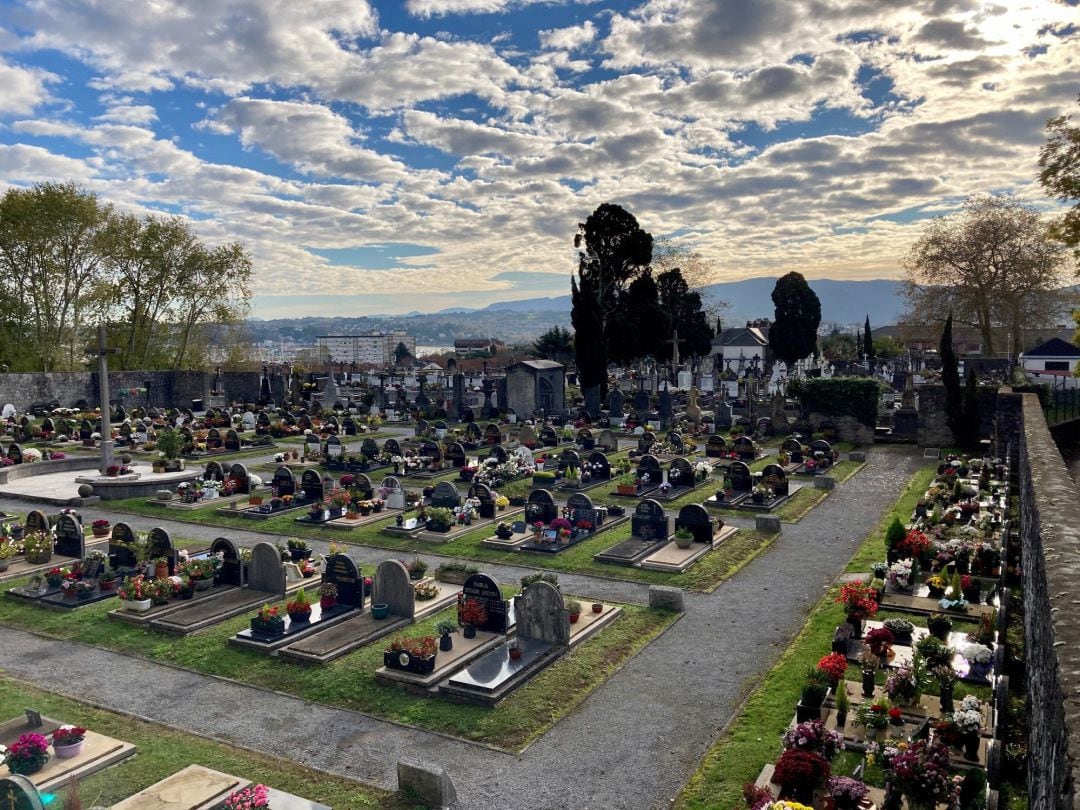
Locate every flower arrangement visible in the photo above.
<box><xmin>386</xmin><ymin>636</ymin><xmax>437</xmax><ymax>659</ymax></box>
<box><xmin>856</xmin><ymin>650</ymin><xmax>879</xmax><ymax>673</ymax></box>
<box><xmin>854</xmin><ymin>701</ymin><xmax>891</xmax><ymax>730</ymax></box>
<box><xmin>22</xmin><ymin>448</ymin><xmax>42</xmax><ymax>463</ymax></box>
<box><xmin>771</xmin><ymin>748</ymin><xmax>830</xmax><ymax>793</ymax></box>
<box><xmin>178</xmin><ymin>555</ymin><xmax>222</xmax><ymax>581</ymax></box>
<box><xmin>51</xmin><ymin>725</ymin><xmax>87</xmax><ymax>747</ymax></box>
<box><xmin>257</xmin><ymin>604</ymin><xmax>282</xmax><ymax>622</ymax></box>
<box><xmin>414</xmin><ymin>582</ymin><xmax>439</xmax><ymax>601</ymax></box>
<box><xmin>224</xmin><ymin>784</ymin><xmax>271</xmax><ymax>810</ymax></box>
<box><xmin>91</xmin><ymin>518</ymin><xmax>110</xmax><ymax>530</ymax></box>
<box><xmin>897</xmin><ymin>528</ymin><xmax>931</xmax><ymax>558</ymax></box>
<box><xmin>835</xmin><ymin>581</ymin><xmax>878</xmax><ymax>619</ymax></box>
<box><xmin>915</xmin><ymin>635</ymin><xmax>954</xmax><ymax>667</ymax></box>
<box><xmin>889</xmin><ymin>740</ymin><xmax>953</xmax><ymax>805</ymax></box>
<box><xmin>781</xmin><ymin>720</ymin><xmax>844</xmax><ymax>759</ymax></box>
<box><xmin>459</xmin><ymin>596</ymin><xmax>488</xmax><ymax>627</ymax></box>
<box><xmin>826</xmin><ymin>776</ymin><xmax>868</xmax><ymax>809</ymax></box>
<box><xmin>960</xmin><ymin>642</ymin><xmax>992</xmax><ymax>665</ymax></box>
<box><xmin>2</xmin><ymin>732</ymin><xmax>50</xmax><ymax>774</ymax></box>
<box><xmin>951</xmin><ymin>695</ymin><xmax>983</xmax><ymax>735</ymax></box>
<box><xmin>117</xmin><ymin>574</ymin><xmax>150</xmax><ymax>601</ymax></box>
<box><xmin>286</xmin><ymin>587</ymin><xmax>312</xmax><ymax>615</ymax></box>
<box><xmin>884</xmin><ymin>667</ymin><xmax>920</xmax><ymax>705</ymax></box>
<box><xmin>886</xmin><ymin>559</ymin><xmax>914</xmax><ymax>590</ymax></box>
<box><xmin>816</xmin><ymin>653</ymin><xmax>848</xmax><ymax>682</ymax></box>
<box><xmin>864</xmin><ymin>626</ymin><xmax>894</xmax><ymax>657</ymax></box>
<box><xmin>883</xmin><ymin>618</ymin><xmax>914</xmax><ymax>637</ymax></box>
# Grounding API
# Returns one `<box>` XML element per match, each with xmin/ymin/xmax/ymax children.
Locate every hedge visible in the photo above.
<box><xmin>793</xmin><ymin>377</ymin><xmax>883</xmax><ymax>427</ymax></box>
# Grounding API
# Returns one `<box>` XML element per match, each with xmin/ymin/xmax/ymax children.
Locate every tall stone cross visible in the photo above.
<box><xmin>666</xmin><ymin>327</ymin><xmax>680</xmax><ymax>368</ymax></box>
<box><xmin>91</xmin><ymin>324</ymin><xmax>122</xmax><ymax>474</ymax></box>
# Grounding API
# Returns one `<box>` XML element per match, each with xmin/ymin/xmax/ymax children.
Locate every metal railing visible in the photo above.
<box><xmin>1044</xmin><ymin>386</ymin><xmax>1080</xmax><ymax>426</ymax></box>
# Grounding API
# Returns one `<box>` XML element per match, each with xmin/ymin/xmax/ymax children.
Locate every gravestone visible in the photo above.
<box><xmin>525</xmin><ymin>488</ymin><xmax>558</xmax><ymax>524</ymax></box>
<box><xmin>540</xmin><ymin>425</ymin><xmax>558</xmax><ymax>447</ymax></box>
<box><xmin>147</xmin><ymin>527</ymin><xmax>175</xmax><ymax>573</ymax></box>
<box><xmin>633</xmin><ymin>389</ymin><xmax>650</xmax><ymax>415</ymax></box>
<box><xmin>224</xmin><ymin>429</ymin><xmax>241</xmax><ymax>452</ymax></box>
<box><xmin>445</xmin><ymin>442</ymin><xmax>466</xmax><ymax>468</ymax></box>
<box><xmin>636</xmin><ymin>453</ymin><xmax>661</xmax><ymax>484</ymax></box>
<box><xmin>211</xmin><ymin>537</ymin><xmax>244</xmax><ymax>586</ymax></box>
<box><xmin>305</xmin><ymin>434</ymin><xmax>321</xmax><ymax>455</ymax></box>
<box><xmin>206</xmin><ymin>428</ymin><xmax>222</xmax><ymax>450</ymax></box>
<box><xmin>0</xmin><ymin>774</ymin><xmax>46</xmax><ymax>810</ymax></box>
<box><xmin>301</xmin><ymin>469</ymin><xmax>324</xmax><ymax>503</ymax></box>
<box><xmin>242</xmin><ymin>412</ymin><xmax>257</xmax><ymax>431</ymax></box>
<box><xmin>597</xmin><ymin>429</ymin><xmax>618</xmax><ymax>452</ymax></box>
<box><xmin>729</xmin><ymin>461</ymin><xmax>753</xmax><ymax>493</ymax></box>
<box><xmin>566</xmin><ymin>491</ymin><xmax>602</xmax><ymax>529</ymax></box>
<box><xmin>360</xmin><ymin>437</ymin><xmax>378</xmax><ymax>459</ymax></box>
<box><xmin>228</xmin><ymin>463</ymin><xmax>251</xmax><ymax>494</ymax></box>
<box><xmin>351</xmin><ymin>472</ymin><xmax>373</xmax><ymax>498</ymax></box>
<box><xmin>24</xmin><ymin>510</ymin><xmax>49</xmax><ymax>536</ymax></box>
<box><xmin>518</xmin><ymin>424</ymin><xmax>537</xmax><ymax>448</ymax></box>
<box><xmin>733</xmin><ymin>436</ymin><xmax>756</xmax><ymax>460</ymax></box>
<box><xmin>608</xmin><ymin>388</ymin><xmax>624</xmax><ymax>418</ymax></box>
<box><xmin>374</xmin><ymin>559</ymin><xmax>414</xmax><ymax>618</ymax></box>
<box><xmin>384</xmin><ymin>438</ymin><xmax>402</xmax><ymax>457</ymax></box>
<box><xmin>319</xmin><ymin>553</ymin><xmax>364</xmax><ymax>609</ymax></box>
<box><xmin>247</xmin><ymin>541</ymin><xmax>286</xmax><ymax>595</ymax></box>
<box><xmin>587</xmin><ymin>451</ymin><xmax>611</xmax><ymax>480</ymax></box>
<box><xmin>256</xmin><ymin>412</ymin><xmax>271</xmax><ymax>434</ymax></box>
<box><xmin>109</xmin><ymin>522</ymin><xmax>138</xmax><ymax>569</ymax></box>
<box><xmin>299</xmin><ymin>414</ymin><xmax>313</xmax><ymax>430</ymax></box>
<box><xmin>205</xmin><ymin>460</ymin><xmax>225</xmax><ymax>481</ymax></box>
<box><xmin>706</xmin><ymin>435</ymin><xmax>727</xmax><ymax>458</ymax></box>
<box><xmin>325</xmin><ymin>415</ymin><xmax>340</xmax><ymax>433</ymax></box>
<box><xmin>468</xmin><ymin>482</ymin><xmax>496</xmax><ymax>519</ymax></box>
<box><xmin>119</xmin><ymin>422</ymin><xmax>133</xmax><ymax>445</ymax></box>
<box><xmin>715</xmin><ymin>401</ymin><xmax>733</xmax><ymax>428</ymax></box>
<box><xmin>414</xmin><ymin>419</ymin><xmax>430</xmax><ymax>438</ymax></box>
<box><xmin>558</xmin><ymin>448</ymin><xmax>581</xmax><ymax>471</ymax></box>
<box><xmin>516</xmin><ymin>580</ymin><xmax>569</xmax><ymax>647</ymax></box>
<box><xmin>487</xmin><ymin>443</ymin><xmax>508</xmax><ymax>464</ymax></box>
<box><xmin>637</xmin><ymin>430</ymin><xmax>656</xmax><ymax>454</ymax></box>
<box><xmin>326</xmin><ymin>435</ymin><xmax>345</xmax><ymax>460</ymax></box>
<box><xmin>761</xmin><ymin>463</ymin><xmax>789</xmax><ymax>496</ymax></box>
<box><xmin>658</xmin><ymin>389</ymin><xmax>673</xmax><ymax>426</ymax></box>
<box><xmin>458</xmin><ymin>573</ymin><xmax>509</xmax><ymax>633</ymax></box>
<box><xmin>420</xmin><ymin>440</ymin><xmax>442</xmax><ymax>462</ymax></box>
<box><xmin>576</xmin><ymin>428</ymin><xmax>594</xmax><ymax>449</ymax></box>
<box><xmin>464</xmin><ymin>422</ymin><xmax>482</xmax><ymax>444</ymax></box>
<box><xmin>631</xmin><ymin>498</ymin><xmax>669</xmax><ymax>541</ymax></box>
<box><xmin>343</xmin><ymin>416</ymin><xmax>358</xmax><ymax>436</ymax></box>
<box><xmin>667</xmin><ymin>457</ymin><xmax>693</xmax><ymax>489</ymax></box>
<box><xmin>675</xmin><ymin>503</ymin><xmax>714</xmax><ymax>543</ymax></box>
<box><xmin>271</xmin><ymin>466</ymin><xmax>296</xmax><ymax>498</ymax></box>
<box><xmin>79</xmin><ymin>420</ymin><xmax>93</xmax><ymax>443</ymax></box>
<box><xmin>7</xmin><ymin>443</ymin><xmax>21</xmax><ymax>464</ymax></box>
<box><xmin>484</xmin><ymin>423</ymin><xmax>502</xmax><ymax>445</ymax></box>
<box><xmin>782</xmin><ymin>437</ymin><xmax>804</xmax><ymax>463</ymax></box>
<box><xmin>381</xmin><ymin>475</ymin><xmax>405</xmax><ymax>509</ymax></box>
<box><xmin>756</xmin><ymin>417</ymin><xmax>774</xmax><ymax>437</ymax></box>
<box><xmin>583</xmin><ymin>385</ymin><xmax>601</xmax><ymax>419</ymax></box>
<box><xmin>430</xmin><ymin>481</ymin><xmax>461</xmax><ymax>508</ymax></box>
<box><xmin>53</xmin><ymin>513</ymin><xmax>84</xmax><ymax>559</ymax></box>
<box><xmin>666</xmin><ymin>431</ymin><xmax>684</xmax><ymax>453</ymax></box>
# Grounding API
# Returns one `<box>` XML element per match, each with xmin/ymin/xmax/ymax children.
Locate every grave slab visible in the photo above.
<box><xmin>107</xmin><ymin>583</ymin><xmax>238</xmax><ymax>627</ymax></box>
<box><xmin>0</xmin><ymin>715</ymin><xmax>136</xmax><ymax>794</ymax></box>
<box><xmin>277</xmin><ymin>611</ymin><xmax>410</xmax><ymax>665</ymax></box>
<box><xmin>637</xmin><ymin>525</ymin><xmax>739</xmax><ymax>572</ymax></box>
<box><xmin>229</xmin><ymin>601</ymin><xmax>358</xmax><ymax>653</ymax></box>
<box><xmin>111</xmin><ymin>765</ymin><xmax>248</xmax><ymax>810</ymax></box>
<box><xmin>518</xmin><ymin>514</ymin><xmax>631</xmax><ymax>555</ymax></box>
<box><xmin>0</xmin><ymin>539</ymin><xmax>110</xmax><ymax>587</ymax></box>
<box><xmin>440</xmin><ymin>635</ymin><xmax>561</xmax><ymax>706</ymax></box>
<box><xmin>375</xmin><ymin>628</ymin><xmax>506</xmax><ymax>692</ymax></box>
<box><xmin>148</xmin><ymin>580</ymin><xmax>303</xmax><ymax>636</ymax></box>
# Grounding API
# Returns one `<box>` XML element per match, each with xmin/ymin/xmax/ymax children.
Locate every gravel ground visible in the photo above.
<box><xmin>0</xmin><ymin>445</ymin><xmax>922</xmax><ymax>809</ymax></box>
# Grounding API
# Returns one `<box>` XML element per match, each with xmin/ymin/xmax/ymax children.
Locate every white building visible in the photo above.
<box><xmin>1021</xmin><ymin>337</ymin><xmax>1080</xmax><ymax>390</ymax></box>
<box><xmin>316</xmin><ymin>331</ymin><xmax>416</xmax><ymax>366</ymax></box>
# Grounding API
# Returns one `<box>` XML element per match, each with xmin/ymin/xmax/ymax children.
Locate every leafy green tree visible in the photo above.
<box><xmin>611</xmin><ymin>271</ymin><xmax>662</xmax><ymax>363</ymax></box>
<box><xmin>768</xmin><ymin>272</ymin><xmax>821</xmax><ymax>369</ymax></box>
<box><xmin>571</xmin><ymin>203</ymin><xmax>653</xmax><ymax>396</ymax></box>
<box><xmin>533</xmin><ymin>326</ymin><xmax>573</xmax><ymax>363</ymax></box>
<box><xmin>1039</xmin><ymin>95</ymin><xmax>1080</xmax><ymax>254</ymax></box>
<box><xmin>394</xmin><ymin>341</ymin><xmax>412</xmax><ymax>365</ymax></box>
<box><xmin>820</xmin><ymin>329</ymin><xmax>856</xmax><ymax>360</ymax></box>
<box><xmin>873</xmin><ymin>335</ymin><xmax>906</xmax><ymax>359</ymax></box>
<box><xmin>655</xmin><ymin>267</ymin><xmax>714</xmax><ymax>360</ymax></box>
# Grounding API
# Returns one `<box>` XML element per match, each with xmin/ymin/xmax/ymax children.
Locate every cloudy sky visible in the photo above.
<box><xmin>0</xmin><ymin>0</ymin><xmax>1076</xmax><ymax>318</ymax></box>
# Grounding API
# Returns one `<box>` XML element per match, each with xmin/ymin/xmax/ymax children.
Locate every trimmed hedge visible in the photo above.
<box><xmin>794</xmin><ymin>377</ymin><xmax>883</xmax><ymax>427</ymax></box>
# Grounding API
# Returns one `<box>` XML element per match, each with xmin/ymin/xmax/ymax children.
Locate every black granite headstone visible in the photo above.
<box><xmin>431</xmin><ymin>481</ymin><xmax>461</xmax><ymax>508</ymax></box>
<box><xmin>211</xmin><ymin>537</ymin><xmax>244</xmax><ymax>586</ymax></box>
<box><xmin>468</xmin><ymin>482</ymin><xmax>495</xmax><ymax>519</ymax></box>
<box><xmin>301</xmin><ymin>469</ymin><xmax>324</xmax><ymax>502</ymax></box>
<box><xmin>675</xmin><ymin>503</ymin><xmax>714</xmax><ymax>543</ymax></box>
<box><xmin>53</xmin><ymin>513</ymin><xmax>84</xmax><ymax>559</ymax></box>
<box><xmin>631</xmin><ymin>498</ymin><xmax>669</xmax><ymax>541</ymax></box>
<box><xmin>323</xmin><ymin>553</ymin><xmax>364</xmax><ymax>609</ymax></box>
<box><xmin>458</xmin><ymin>573</ymin><xmax>508</xmax><ymax>634</ymax></box>
<box><xmin>525</xmin><ymin>488</ymin><xmax>557</xmax><ymax>524</ymax></box>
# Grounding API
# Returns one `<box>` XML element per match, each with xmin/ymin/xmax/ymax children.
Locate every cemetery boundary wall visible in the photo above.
<box><xmin>998</xmin><ymin>389</ymin><xmax>1080</xmax><ymax>809</ymax></box>
<box><xmin>0</xmin><ymin>370</ymin><xmax>261</xmax><ymax>411</ymax></box>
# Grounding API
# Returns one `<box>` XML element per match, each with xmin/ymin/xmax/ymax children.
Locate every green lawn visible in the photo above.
<box><xmin>0</xmin><ymin>587</ymin><xmax>678</xmax><ymax>752</ymax></box>
<box><xmin>675</xmin><ymin>465</ymin><xmax>954</xmax><ymax>809</ymax></box>
<box><xmin>0</xmin><ymin>676</ymin><xmax>406</xmax><ymax>809</ymax></box>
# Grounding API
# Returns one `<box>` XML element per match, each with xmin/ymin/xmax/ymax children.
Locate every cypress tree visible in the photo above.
<box><xmin>940</xmin><ymin>313</ymin><xmax>964</xmax><ymax>444</ymax></box>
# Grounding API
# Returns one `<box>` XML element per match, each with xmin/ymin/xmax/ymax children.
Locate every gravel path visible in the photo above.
<box><xmin>0</xmin><ymin>446</ymin><xmax>922</xmax><ymax>809</ymax></box>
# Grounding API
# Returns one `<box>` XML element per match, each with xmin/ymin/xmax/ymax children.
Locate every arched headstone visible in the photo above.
<box><xmin>525</xmin><ymin>488</ymin><xmax>557</xmax><ymax>524</ymax></box>
<box><xmin>667</xmin><ymin>457</ymin><xmax>693</xmax><ymax>488</ymax></box>
<box><xmin>484</xmin><ymin>423</ymin><xmax>502</xmax><ymax>445</ymax></box>
<box><xmin>351</xmin><ymin>473</ymin><xmax>373</xmax><ymax>497</ymax></box>
<box><xmin>631</xmin><ymin>498</ymin><xmax>669</xmax><ymax>541</ymax></box>
<box><xmin>706</xmin><ymin>435</ymin><xmax>727</xmax><ymax>458</ymax></box>
<box><xmin>516</xmin><ymin>580</ymin><xmax>569</xmax><ymax>646</ymax></box>
<box><xmin>361</xmin><ymin>437</ymin><xmax>378</xmax><ymax>459</ymax></box>
<box><xmin>381</xmin><ymin>475</ymin><xmax>405</xmax><ymax>509</ymax></box>
<box><xmin>246</xmin><ymin>541</ymin><xmax>285</xmax><ymax>595</ymax></box>
<box><xmin>431</xmin><ymin>481</ymin><xmax>461</xmax><ymax>508</ymax></box>
<box><xmin>675</xmin><ymin>503</ymin><xmax>714</xmax><ymax>543</ymax></box>
<box><xmin>7</xmin><ymin>443</ymin><xmax>22</xmax><ymax>464</ymax></box>
<box><xmin>586</xmin><ymin>451</ymin><xmax>611</xmax><ymax>480</ymax></box>
<box><xmin>420</xmin><ymin>440</ymin><xmax>442</xmax><ymax>462</ymax></box>
<box><xmin>761</xmin><ymin>463</ymin><xmax>789</xmax><ymax>496</ymax></box>
<box><xmin>205</xmin><ymin>460</ymin><xmax>225</xmax><ymax>481</ymax></box>
<box><xmin>325</xmin><ymin>435</ymin><xmax>345</xmax><ymax>460</ymax></box>
<box><xmin>228</xmin><ymin>463</ymin><xmax>251</xmax><ymax>494</ymax></box>
<box><xmin>343</xmin><ymin>416</ymin><xmax>358</xmax><ymax>436</ymax></box>
<box><xmin>147</xmin><ymin>527</ymin><xmax>175</xmax><ymax>573</ymax></box>
<box><xmin>445</xmin><ymin>441</ymin><xmax>466</xmax><ymax>467</ymax></box>
<box><xmin>321</xmin><ymin>553</ymin><xmax>364</xmax><ymax>608</ymax></box>
<box><xmin>24</xmin><ymin>509</ymin><xmax>49</xmax><ymax>536</ymax></box>
<box><xmin>53</xmin><ymin>513</ymin><xmax>84</xmax><ymax>558</ymax></box>
<box><xmin>597</xmin><ymin>429</ymin><xmax>617</xmax><ymax>452</ymax></box>
<box><xmin>486</xmin><ymin>444</ymin><xmax>508</xmax><ymax>464</ymax></box>
<box><xmin>0</xmin><ymin>773</ymin><xmax>47</xmax><ymax>810</ymax></box>
<box><xmin>224</xmin><ymin>429</ymin><xmax>241</xmax><ymax>452</ymax></box>
<box><xmin>558</xmin><ymin>448</ymin><xmax>581</xmax><ymax>471</ymax></box>
<box><xmin>374</xmin><ymin>559</ymin><xmax>414</xmax><ymax>619</ymax></box>
<box><xmin>728</xmin><ymin>461</ymin><xmax>753</xmax><ymax>493</ymax></box>
<box><xmin>384</xmin><ymin>438</ymin><xmax>402</xmax><ymax>457</ymax></box>
<box><xmin>109</xmin><ymin>522</ymin><xmax>138</xmax><ymax>569</ymax></box>
<box><xmin>635</xmin><ymin>453</ymin><xmax>661</xmax><ymax>483</ymax></box>
<box><xmin>458</xmin><ymin>572</ymin><xmax>509</xmax><ymax>633</ymax></box>
<box><xmin>518</xmin><ymin>424</ymin><xmax>537</xmax><ymax>448</ymax></box>
<box><xmin>540</xmin><ymin>425</ymin><xmax>558</xmax><ymax>447</ymax></box>
<box><xmin>468</xmin><ymin>481</ymin><xmax>495</xmax><ymax>518</ymax></box>
<box><xmin>211</xmin><ymin>537</ymin><xmax>244</xmax><ymax>586</ymax></box>
<box><xmin>301</xmin><ymin>469</ymin><xmax>324</xmax><ymax>503</ymax></box>
<box><xmin>206</xmin><ymin>428</ymin><xmax>222</xmax><ymax>450</ymax></box>
<box><xmin>271</xmin><ymin>466</ymin><xmax>296</xmax><ymax>498</ymax></box>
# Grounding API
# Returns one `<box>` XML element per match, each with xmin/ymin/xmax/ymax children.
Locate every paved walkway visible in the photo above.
<box><xmin>0</xmin><ymin>446</ymin><xmax>923</xmax><ymax>809</ymax></box>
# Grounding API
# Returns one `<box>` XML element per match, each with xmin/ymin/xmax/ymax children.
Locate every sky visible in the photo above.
<box><xmin>0</xmin><ymin>0</ymin><xmax>1077</xmax><ymax>319</ymax></box>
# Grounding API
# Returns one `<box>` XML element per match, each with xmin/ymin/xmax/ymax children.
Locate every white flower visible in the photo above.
<box><xmin>961</xmin><ymin>695</ymin><xmax>982</xmax><ymax>712</ymax></box>
<box><xmin>961</xmin><ymin>643</ymin><xmax>992</xmax><ymax>664</ymax></box>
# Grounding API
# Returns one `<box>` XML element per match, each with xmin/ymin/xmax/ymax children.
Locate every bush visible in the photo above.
<box><xmin>794</xmin><ymin>377</ymin><xmax>884</xmax><ymax>427</ymax></box>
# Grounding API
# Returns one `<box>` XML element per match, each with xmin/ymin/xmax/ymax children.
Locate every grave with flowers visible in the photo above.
<box><xmin>0</xmin><ymin>712</ymin><xmax>135</xmax><ymax>791</ymax></box>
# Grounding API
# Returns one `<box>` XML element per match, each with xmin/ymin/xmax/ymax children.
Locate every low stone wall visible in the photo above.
<box><xmin>0</xmin><ymin>457</ymin><xmax>98</xmax><ymax>485</ymax></box>
<box><xmin>916</xmin><ymin>384</ymin><xmax>997</xmax><ymax>447</ymax></box>
<box><xmin>805</xmin><ymin>412</ymin><xmax>874</xmax><ymax>445</ymax></box>
<box><xmin>1008</xmin><ymin>392</ymin><xmax>1080</xmax><ymax>808</ymax></box>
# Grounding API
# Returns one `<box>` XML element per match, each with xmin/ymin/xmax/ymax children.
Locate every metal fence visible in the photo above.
<box><xmin>1044</xmin><ymin>387</ymin><xmax>1080</xmax><ymax>426</ymax></box>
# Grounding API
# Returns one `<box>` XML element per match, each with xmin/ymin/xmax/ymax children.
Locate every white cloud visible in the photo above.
<box><xmin>0</xmin><ymin>58</ymin><xmax>57</xmax><ymax>116</ymax></box>
<box><xmin>540</xmin><ymin>20</ymin><xmax>596</xmax><ymax>50</ymax></box>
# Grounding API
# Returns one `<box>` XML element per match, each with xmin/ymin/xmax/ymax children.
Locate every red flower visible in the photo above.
<box><xmin>817</xmin><ymin>652</ymin><xmax>848</xmax><ymax>681</ymax></box>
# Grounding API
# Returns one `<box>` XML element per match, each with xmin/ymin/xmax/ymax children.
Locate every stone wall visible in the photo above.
<box><xmin>916</xmin><ymin>384</ymin><xmax>997</xmax><ymax>447</ymax></box>
<box><xmin>805</xmin><ymin>412</ymin><xmax>874</xmax><ymax>445</ymax></box>
<box><xmin>1002</xmin><ymin>391</ymin><xmax>1080</xmax><ymax>809</ymax></box>
<box><xmin>0</xmin><ymin>370</ymin><xmax>261</xmax><ymax>411</ymax></box>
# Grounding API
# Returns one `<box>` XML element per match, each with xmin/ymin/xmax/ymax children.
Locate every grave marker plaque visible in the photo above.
<box><xmin>458</xmin><ymin>573</ymin><xmax>508</xmax><ymax>634</ymax></box>
<box><xmin>53</xmin><ymin>513</ymin><xmax>84</xmax><ymax>559</ymax></box>
<box><xmin>326</xmin><ymin>435</ymin><xmax>345</xmax><ymax>459</ymax></box>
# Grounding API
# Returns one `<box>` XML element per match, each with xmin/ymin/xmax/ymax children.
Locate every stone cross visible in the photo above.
<box><xmin>91</xmin><ymin>325</ymin><xmax>122</xmax><ymax>474</ymax></box>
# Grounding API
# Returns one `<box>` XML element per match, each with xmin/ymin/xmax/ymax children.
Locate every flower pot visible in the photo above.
<box><xmin>320</xmin><ymin>596</ymin><xmax>336</xmax><ymax>610</ymax></box>
<box><xmin>864</xmin><ymin>725</ymin><xmax>880</xmax><ymax>741</ymax></box>
<box><xmin>0</xmin><ymin>558</ymin><xmax>11</xmax><ymax>573</ymax></box>
<box><xmin>124</xmin><ymin>598</ymin><xmax>152</xmax><ymax>613</ymax></box>
<box><xmin>46</xmin><ymin>576</ymin><xmax>63</xmax><ymax>589</ymax></box>
<box><xmin>964</xmin><ymin>733</ymin><xmax>981</xmax><ymax>761</ymax></box>
<box><xmin>154</xmin><ymin>561</ymin><xmax>170</xmax><ymax>580</ymax></box>
<box><xmin>409</xmin><ymin>570</ymin><xmax>424</xmax><ymax>581</ymax></box>
<box><xmin>463</xmin><ymin>624</ymin><xmax>477</xmax><ymax>639</ymax></box>
<box><xmin>76</xmin><ymin>589</ymin><xmax>93</xmax><ymax>600</ymax></box>
<box><xmin>509</xmin><ymin>647</ymin><xmax>522</xmax><ymax>661</ymax></box>
<box><xmin>371</xmin><ymin>603</ymin><xmax>389</xmax><ymax>619</ymax></box>
<box><xmin>289</xmin><ymin>548</ymin><xmax>311</xmax><ymax>562</ymax></box>
<box><xmin>92</xmin><ymin>527</ymin><xmax>109</xmax><ymax>537</ymax></box>
<box><xmin>53</xmin><ymin>740</ymin><xmax>84</xmax><ymax>759</ymax></box>
<box><xmin>861</xmin><ymin>670</ymin><xmax>876</xmax><ymax>698</ymax></box>
<box><xmin>346</xmin><ymin>512</ymin><xmax>359</xmax><ymax>521</ymax></box>
<box><xmin>674</xmin><ymin>536</ymin><xmax>694</xmax><ymax>549</ymax></box>
<box><xmin>194</xmin><ymin>576</ymin><xmax>214</xmax><ymax>591</ymax></box>
<box><xmin>940</xmin><ymin>683</ymin><xmax>954</xmax><ymax>714</ymax></box>
<box><xmin>251</xmin><ymin>617</ymin><xmax>285</xmax><ymax>637</ymax></box>
<box><xmin>26</xmin><ymin>550</ymin><xmax>52</xmax><ymax>565</ymax></box>
<box><xmin>288</xmin><ymin>610</ymin><xmax>311</xmax><ymax>624</ymax></box>
<box><xmin>569</xmin><ymin>612</ymin><xmax>580</xmax><ymax>624</ymax></box>
<box><xmin>8</xmin><ymin>754</ymin><xmax>49</xmax><ymax>775</ymax></box>
<box><xmin>440</xmin><ymin>633</ymin><xmax>453</xmax><ymax>652</ymax></box>
<box><xmin>795</xmin><ymin>700</ymin><xmax>824</xmax><ymax>723</ymax></box>
<box><xmin>592</xmin><ymin>603</ymin><xmax>603</xmax><ymax>614</ymax></box>
<box><xmin>495</xmin><ymin>529</ymin><xmax>514</xmax><ymax>540</ymax></box>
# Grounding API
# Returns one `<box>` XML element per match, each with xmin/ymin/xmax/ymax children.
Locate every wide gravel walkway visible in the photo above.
<box><xmin>0</xmin><ymin>445</ymin><xmax>923</xmax><ymax>809</ymax></box>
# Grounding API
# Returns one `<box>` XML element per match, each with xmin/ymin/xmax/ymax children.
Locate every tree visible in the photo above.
<box><xmin>820</xmin><ymin>328</ymin><xmax>856</xmax><ymax>360</ymax></box>
<box><xmin>902</xmin><ymin>194</ymin><xmax>1075</xmax><ymax>357</ymax></box>
<box><xmin>394</xmin><ymin>341</ymin><xmax>412</xmax><ymax>365</ymax></box>
<box><xmin>958</xmin><ymin>368</ymin><xmax>981</xmax><ymax>451</ymax></box>
<box><xmin>768</xmin><ymin>272</ymin><xmax>821</xmax><ymax>370</ymax></box>
<box><xmin>654</xmin><ymin>267</ymin><xmax>714</xmax><ymax>360</ymax></box>
<box><xmin>872</xmin><ymin>335</ymin><xmax>906</xmax><ymax>359</ymax></box>
<box><xmin>863</xmin><ymin>316</ymin><xmax>875</xmax><ymax>369</ymax></box>
<box><xmin>1039</xmin><ymin>95</ymin><xmax>1080</xmax><ymax>254</ymax></box>
<box><xmin>571</xmin><ymin>203</ymin><xmax>653</xmax><ymax>397</ymax></box>
<box><xmin>610</xmin><ymin>271</ymin><xmax>662</xmax><ymax>363</ymax></box>
<box><xmin>651</xmin><ymin>238</ymin><xmax>729</xmax><ymax>323</ymax></box>
<box><xmin>533</xmin><ymin>326</ymin><xmax>573</xmax><ymax>363</ymax></box>
<box><xmin>940</xmin><ymin>312</ymin><xmax>963</xmax><ymax>441</ymax></box>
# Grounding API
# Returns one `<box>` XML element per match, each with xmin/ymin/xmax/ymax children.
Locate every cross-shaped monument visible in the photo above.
<box><xmin>90</xmin><ymin>325</ymin><xmax>122</xmax><ymax>474</ymax></box>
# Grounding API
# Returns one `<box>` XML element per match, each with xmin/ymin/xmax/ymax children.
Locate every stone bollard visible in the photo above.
<box><xmin>922</xmin><ymin>447</ymin><xmax>940</xmax><ymax>459</ymax></box>
<box><xmin>814</xmin><ymin>476</ymin><xmax>836</xmax><ymax>490</ymax></box>
<box><xmin>755</xmin><ymin>515</ymin><xmax>782</xmax><ymax>534</ymax></box>
<box><xmin>848</xmin><ymin>451</ymin><xmax>866</xmax><ymax>462</ymax></box>
<box><xmin>397</xmin><ymin>760</ymin><xmax>457</xmax><ymax>808</ymax></box>
<box><xmin>648</xmin><ymin>585</ymin><xmax>685</xmax><ymax>612</ymax></box>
